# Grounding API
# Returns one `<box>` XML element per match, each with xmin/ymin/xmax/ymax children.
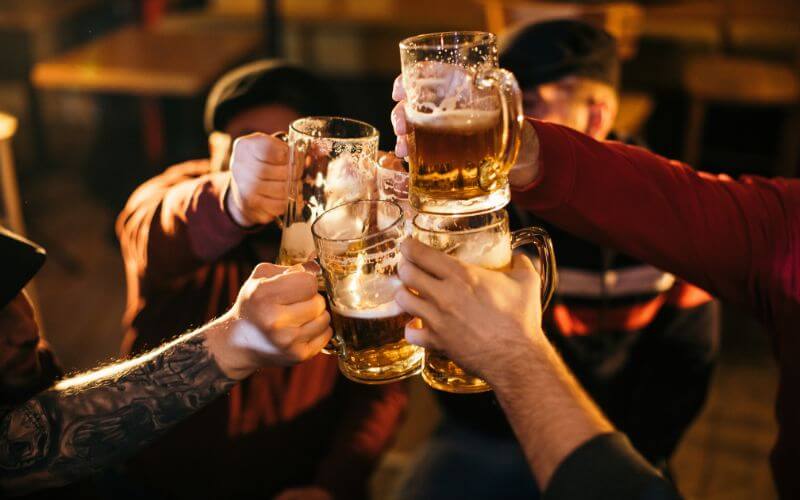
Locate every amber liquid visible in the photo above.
<box><xmin>421</xmin><ymin>261</ymin><xmax>511</xmax><ymax>393</ymax></box>
<box><xmin>331</xmin><ymin>305</ymin><xmax>422</xmax><ymax>384</ymax></box>
<box><xmin>406</xmin><ymin>112</ymin><xmax>509</xmax><ymax>213</ymax></box>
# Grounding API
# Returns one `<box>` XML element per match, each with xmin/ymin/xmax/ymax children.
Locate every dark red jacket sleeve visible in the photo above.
<box><xmin>513</xmin><ymin>119</ymin><xmax>800</xmax><ymax>326</ymax></box>
<box><xmin>314</xmin><ymin>381</ymin><xmax>409</xmax><ymax>500</ymax></box>
<box><xmin>116</xmin><ymin>161</ymin><xmax>248</xmax><ymax>292</ymax></box>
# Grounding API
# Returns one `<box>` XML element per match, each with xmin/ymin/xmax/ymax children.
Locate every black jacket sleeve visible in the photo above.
<box><xmin>543</xmin><ymin>433</ymin><xmax>682</xmax><ymax>500</ymax></box>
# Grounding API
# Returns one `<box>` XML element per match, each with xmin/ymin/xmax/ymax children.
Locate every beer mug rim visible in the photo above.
<box><xmin>289</xmin><ymin>116</ymin><xmax>379</xmax><ymax>142</ymax></box>
<box><xmin>312</xmin><ymin>200</ymin><xmax>404</xmax><ymax>243</ymax></box>
<box><xmin>399</xmin><ymin>31</ymin><xmax>496</xmax><ymax>50</ymax></box>
<box><xmin>413</xmin><ymin>209</ymin><xmax>507</xmax><ymax>236</ymax></box>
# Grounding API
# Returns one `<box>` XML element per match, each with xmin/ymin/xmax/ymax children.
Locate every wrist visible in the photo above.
<box><xmin>485</xmin><ymin>333</ymin><xmax>551</xmax><ymax>396</ymax></box>
<box><xmin>223</xmin><ymin>179</ymin><xmax>257</xmax><ymax>229</ymax></box>
<box><xmin>508</xmin><ymin>120</ymin><xmax>541</xmax><ymax>188</ymax></box>
<box><xmin>203</xmin><ymin>314</ymin><xmax>257</xmax><ymax>380</ymax></box>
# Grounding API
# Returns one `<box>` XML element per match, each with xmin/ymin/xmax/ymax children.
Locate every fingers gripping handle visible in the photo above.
<box><xmin>274</xmin><ymin>132</ymin><xmax>308</xmax><ymax>231</ymax></box>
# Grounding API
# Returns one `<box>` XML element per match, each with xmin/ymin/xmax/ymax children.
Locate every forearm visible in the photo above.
<box><xmin>490</xmin><ymin>337</ymin><xmax>613</xmax><ymax>489</ymax></box>
<box><xmin>117</xmin><ymin>169</ymin><xmax>247</xmax><ymax>285</ymax></box>
<box><xmin>512</xmin><ymin>119</ymin><xmax>775</xmax><ymax>303</ymax></box>
<box><xmin>0</xmin><ymin>321</ymin><xmax>237</xmax><ymax>495</ymax></box>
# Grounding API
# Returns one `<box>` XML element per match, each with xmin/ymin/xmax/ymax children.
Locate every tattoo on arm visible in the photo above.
<box><xmin>0</xmin><ymin>330</ymin><xmax>235</xmax><ymax>494</ymax></box>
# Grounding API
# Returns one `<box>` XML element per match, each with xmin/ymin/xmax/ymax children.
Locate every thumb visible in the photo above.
<box><xmin>404</xmin><ymin>318</ymin><xmax>438</xmax><ymax>350</ymax></box>
<box><xmin>250</xmin><ymin>262</ymin><xmax>295</xmax><ymax>280</ymax></box>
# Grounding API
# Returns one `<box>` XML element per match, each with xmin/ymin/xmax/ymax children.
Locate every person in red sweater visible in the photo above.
<box><xmin>391</xmin><ymin>72</ymin><xmax>800</xmax><ymax>497</ymax></box>
<box><xmin>117</xmin><ymin>60</ymin><xmax>407</xmax><ymax>500</ymax></box>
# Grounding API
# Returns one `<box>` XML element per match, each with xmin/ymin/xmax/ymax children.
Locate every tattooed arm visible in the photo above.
<box><xmin>0</xmin><ymin>263</ymin><xmax>332</xmax><ymax>495</ymax></box>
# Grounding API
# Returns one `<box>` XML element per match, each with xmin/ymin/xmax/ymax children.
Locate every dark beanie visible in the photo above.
<box><xmin>499</xmin><ymin>20</ymin><xmax>619</xmax><ymax>90</ymax></box>
<box><xmin>204</xmin><ymin>60</ymin><xmax>339</xmax><ymax>134</ymax></box>
<box><xmin>0</xmin><ymin>226</ymin><xmax>46</xmax><ymax>309</ymax></box>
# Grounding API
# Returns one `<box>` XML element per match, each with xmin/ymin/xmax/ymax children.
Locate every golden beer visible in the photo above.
<box><xmin>400</xmin><ymin>32</ymin><xmax>523</xmax><ymax>214</ymax></box>
<box><xmin>412</xmin><ymin>210</ymin><xmax>557</xmax><ymax>393</ymax></box>
<box><xmin>330</xmin><ymin>295</ymin><xmax>419</xmax><ymax>383</ymax></box>
<box><xmin>424</xmin><ymin>228</ymin><xmax>513</xmax><ymax>393</ymax></box>
<box><xmin>407</xmin><ymin>108</ymin><xmax>505</xmax><ymax>209</ymax></box>
<box><xmin>313</xmin><ymin>200</ymin><xmax>423</xmax><ymax>384</ymax></box>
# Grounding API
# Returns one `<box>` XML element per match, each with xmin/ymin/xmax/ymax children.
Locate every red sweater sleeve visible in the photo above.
<box><xmin>314</xmin><ymin>381</ymin><xmax>409</xmax><ymax>500</ymax></box>
<box><xmin>116</xmin><ymin>161</ymin><xmax>248</xmax><ymax>291</ymax></box>
<box><xmin>513</xmin><ymin>119</ymin><xmax>800</xmax><ymax>324</ymax></box>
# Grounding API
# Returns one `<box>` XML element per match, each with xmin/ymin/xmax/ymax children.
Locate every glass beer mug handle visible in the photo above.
<box><xmin>273</xmin><ymin>132</ymin><xmax>308</xmax><ymax>230</ymax></box>
<box><xmin>510</xmin><ymin>227</ymin><xmax>558</xmax><ymax>311</ymax></box>
<box><xmin>476</xmin><ymin>68</ymin><xmax>524</xmax><ymax>191</ymax></box>
<box><xmin>321</xmin><ymin>334</ymin><xmax>342</xmax><ymax>356</ymax></box>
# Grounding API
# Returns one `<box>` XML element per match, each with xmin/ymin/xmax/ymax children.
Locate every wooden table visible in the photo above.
<box><xmin>32</xmin><ymin>24</ymin><xmax>260</xmax><ymax>173</ymax></box>
<box><xmin>32</xmin><ymin>25</ymin><xmax>261</xmax><ymax>97</ymax></box>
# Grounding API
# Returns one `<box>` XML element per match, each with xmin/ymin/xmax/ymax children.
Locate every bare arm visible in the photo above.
<box><xmin>1</xmin><ymin>263</ymin><xmax>332</xmax><ymax>496</ymax></box>
<box><xmin>395</xmin><ymin>239</ymin><xmax>675</xmax><ymax>498</ymax></box>
<box><xmin>0</xmin><ymin>323</ymin><xmax>234</xmax><ymax>494</ymax></box>
<box><xmin>490</xmin><ymin>337</ymin><xmax>612</xmax><ymax>486</ymax></box>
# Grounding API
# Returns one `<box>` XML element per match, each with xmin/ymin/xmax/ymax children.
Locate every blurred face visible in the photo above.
<box><xmin>522</xmin><ymin>76</ymin><xmax>617</xmax><ymax>141</ymax></box>
<box><xmin>0</xmin><ymin>292</ymin><xmax>42</xmax><ymax>386</ymax></box>
<box><xmin>224</xmin><ymin>104</ymin><xmax>302</xmax><ymax>139</ymax></box>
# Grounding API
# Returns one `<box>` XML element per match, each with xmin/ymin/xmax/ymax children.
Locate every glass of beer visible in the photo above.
<box><xmin>399</xmin><ymin>32</ymin><xmax>523</xmax><ymax>214</ymax></box>
<box><xmin>312</xmin><ymin>200</ymin><xmax>423</xmax><ymax>383</ymax></box>
<box><xmin>412</xmin><ymin>209</ymin><xmax>557</xmax><ymax>393</ymax></box>
<box><xmin>277</xmin><ymin>116</ymin><xmax>379</xmax><ymax>266</ymax></box>
<box><xmin>376</xmin><ymin>161</ymin><xmax>414</xmax><ymax>234</ymax></box>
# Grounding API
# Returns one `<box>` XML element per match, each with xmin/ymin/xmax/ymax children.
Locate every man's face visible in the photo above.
<box><xmin>0</xmin><ymin>292</ymin><xmax>42</xmax><ymax>386</ymax></box>
<box><xmin>523</xmin><ymin>77</ymin><xmax>590</xmax><ymax>132</ymax></box>
<box><xmin>522</xmin><ymin>76</ymin><xmax>616</xmax><ymax>141</ymax></box>
<box><xmin>224</xmin><ymin>104</ymin><xmax>302</xmax><ymax>139</ymax></box>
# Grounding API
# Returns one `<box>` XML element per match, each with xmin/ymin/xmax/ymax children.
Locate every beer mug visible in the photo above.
<box><xmin>277</xmin><ymin>117</ymin><xmax>380</xmax><ymax>266</ymax></box>
<box><xmin>412</xmin><ymin>209</ymin><xmax>557</xmax><ymax>393</ymax></box>
<box><xmin>376</xmin><ymin>161</ymin><xmax>414</xmax><ymax>233</ymax></box>
<box><xmin>399</xmin><ymin>31</ymin><xmax>524</xmax><ymax>214</ymax></box>
<box><xmin>312</xmin><ymin>200</ymin><xmax>424</xmax><ymax>384</ymax></box>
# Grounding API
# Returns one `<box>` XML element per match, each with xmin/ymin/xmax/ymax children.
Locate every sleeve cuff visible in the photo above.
<box><xmin>543</xmin><ymin>432</ymin><xmax>679</xmax><ymax>500</ymax></box>
<box><xmin>510</xmin><ymin>119</ymin><xmax>579</xmax><ymax>212</ymax></box>
<box><xmin>186</xmin><ymin>172</ymin><xmax>250</xmax><ymax>261</ymax></box>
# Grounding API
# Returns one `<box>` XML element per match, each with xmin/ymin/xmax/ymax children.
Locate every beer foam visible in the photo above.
<box><xmin>280</xmin><ymin>221</ymin><xmax>316</xmax><ymax>257</ymax></box>
<box><xmin>331</xmin><ymin>299</ymin><xmax>405</xmax><ymax>319</ymax></box>
<box><xmin>453</xmin><ymin>233</ymin><xmax>512</xmax><ymax>269</ymax></box>
<box><xmin>333</xmin><ymin>274</ymin><xmax>405</xmax><ymax>315</ymax></box>
<box><xmin>405</xmin><ymin>105</ymin><xmax>499</xmax><ymax>133</ymax></box>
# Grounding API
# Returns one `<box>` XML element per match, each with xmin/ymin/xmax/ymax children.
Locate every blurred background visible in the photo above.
<box><xmin>0</xmin><ymin>0</ymin><xmax>796</xmax><ymax>498</ymax></box>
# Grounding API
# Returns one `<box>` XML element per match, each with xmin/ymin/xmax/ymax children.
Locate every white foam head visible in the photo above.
<box><xmin>453</xmin><ymin>232</ymin><xmax>512</xmax><ymax>269</ymax></box>
<box><xmin>280</xmin><ymin>221</ymin><xmax>316</xmax><ymax>259</ymax></box>
<box><xmin>331</xmin><ymin>299</ymin><xmax>405</xmax><ymax>319</ymax></box>
<box><xmin>332</xmin><ymin>274</ymin><xmax>405</xmax><ymax>317</ymax></box>
<box><xmin>405</xmin><ymin>105</ymin><xmax>499</xmax><ymax>133</ymax></box>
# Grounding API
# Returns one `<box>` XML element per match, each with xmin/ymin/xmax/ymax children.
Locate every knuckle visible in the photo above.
<box><xmin>285</xmin><ymin>345</ymin><xmax>307</xmax><ymax>363</ymax></box>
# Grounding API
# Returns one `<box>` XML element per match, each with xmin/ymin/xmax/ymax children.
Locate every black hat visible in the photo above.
<box><xmin>204</xmin><ymin>60</ymin><xmax>339</xmax><ymax>134</ymax></box>
<box><xmin>499</xmin><ymin>19</ymin><xmax>620</xmax><ymax>90</ymax></box>
<box><xmin>0</xmin><ymin>226</ymin><xmax>46</xmax><ymax>309</ymax></box>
